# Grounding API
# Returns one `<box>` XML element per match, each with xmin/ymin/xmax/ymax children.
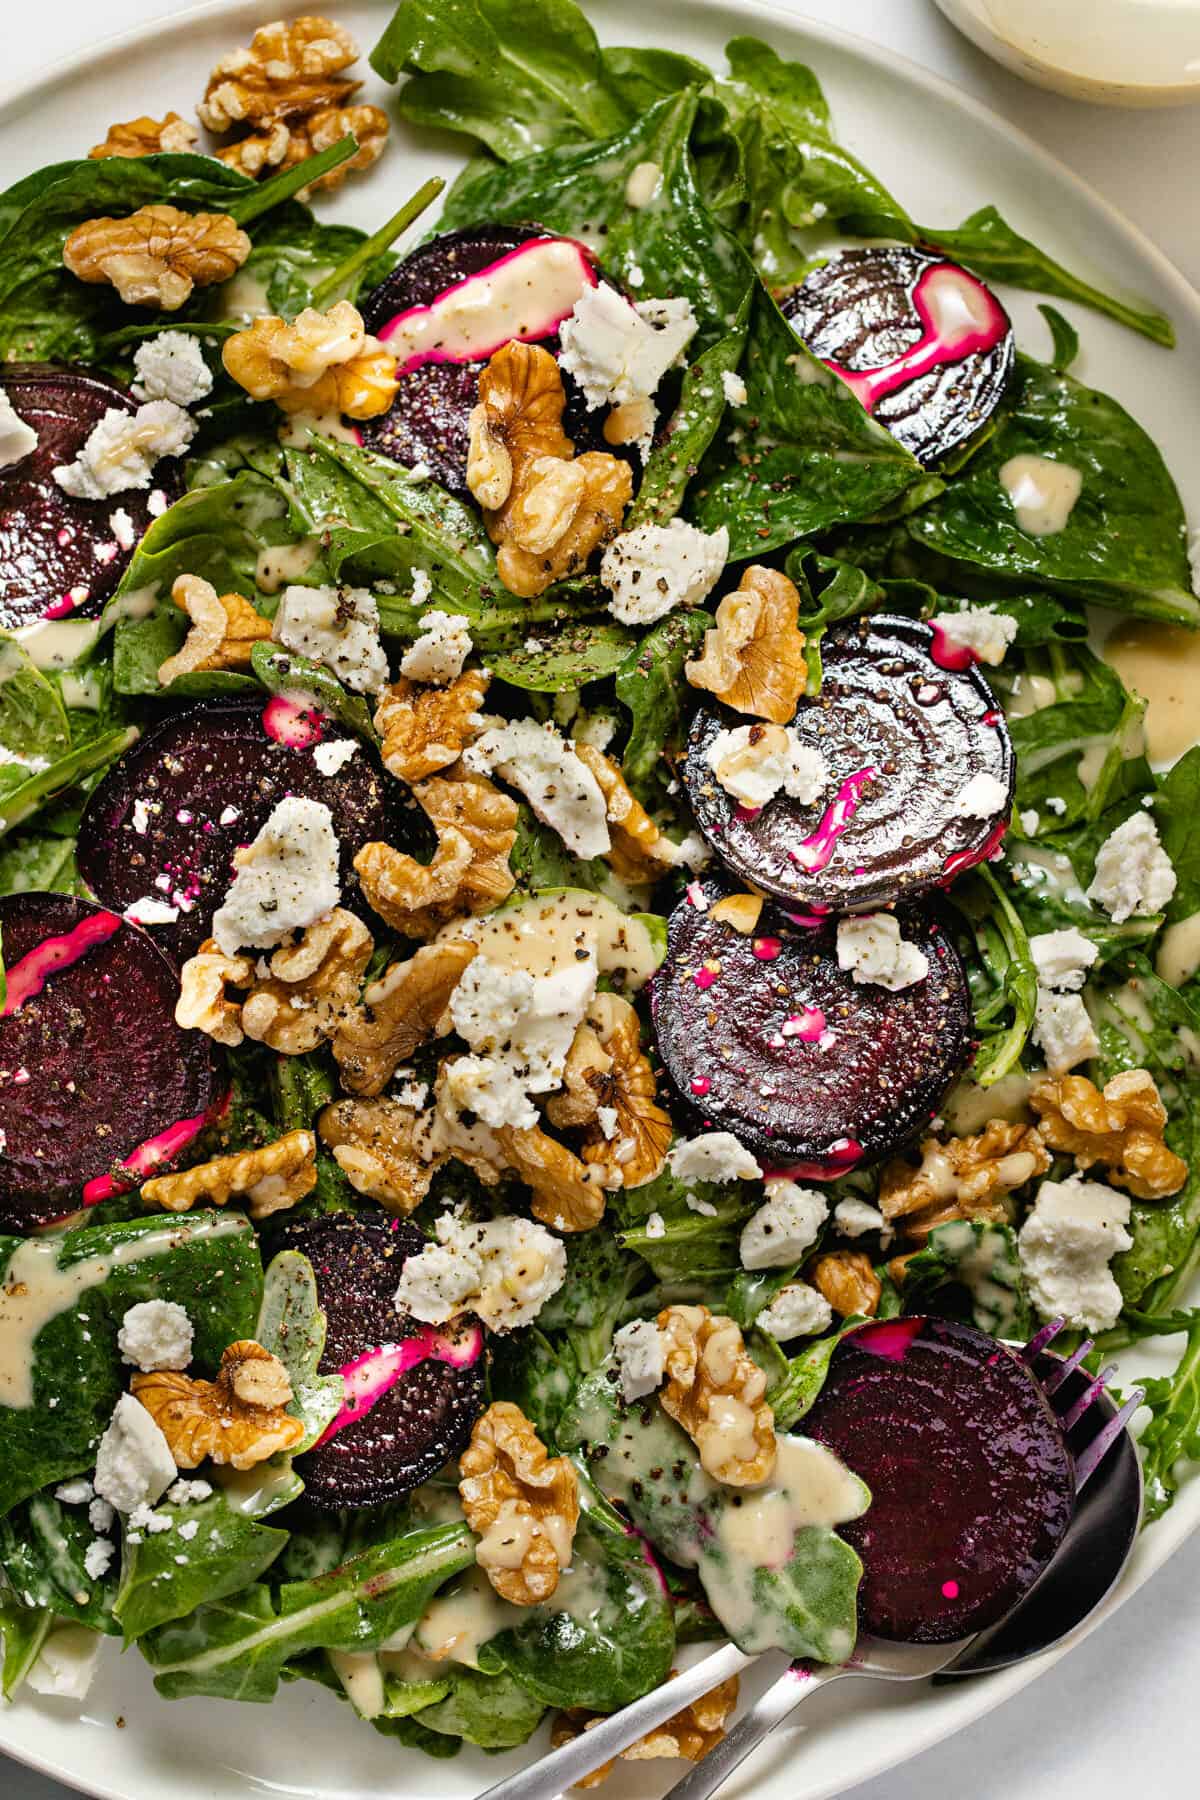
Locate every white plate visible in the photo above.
<box><xmin>0</xmin><ymin>3</ymin><xmax>1197</xmax><ymax>1798</ymax></box>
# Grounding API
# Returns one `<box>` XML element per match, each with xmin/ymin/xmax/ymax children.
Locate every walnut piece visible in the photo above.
<box><xmin>708</xmin><ymin>893</ymin><xmax>764</xmax><ymax>935</ymax></box>
<box><xmin>158</xmin><ymin>574</ymin><xmax>272</xmax><ymax>685</ymax></box>
<box><xmin>140</xmin><ymin>1129</ymin><xmax>317</xmax><ymax>1221</ymax></box>
<box><xmin>493</xmin><ymin>1121</ymin><xmax>609</xmax><ymax>1232</ymax></box>
<box><xmin>199</xmin><ymin>16</ymin><xmax>361</xmax><ymax>131</ymax></box>
<box><xmin>355</xmin><ymin>765</ymin><xmax>518</xmax><ymax>939</ymax></box>
<box><xmin>375</xmin><ymin>668</ymin><xmax>488</xmax><ymax>785</ymax></box>
<box><xmin>468</xmin><ymin>343</ymin><xmax>632</xmax><ymax>599</ymax></box>
<box><xmin>809</xmin><ymin>1250</ymin><xmax>882</xmax><ymax>1317</ymax></box>
<box><xmin>879</xmin><ymin>1121</ymin><xmax>1051</xmax><ymax>1239</ymax></box>
<box><xmin>89</xmin><ymin>114</ymin><xmax>198</xmax><ymax>159</ymax></box>
<box><xmin>546</xmin><ymin>994</ymin><xmax>671</xmax><ymax>1189</ymax></box>
<box><xmin>63</xmin><ymin>205</ymin><xmax>251</xmax><ymax>310</ymax></box>
<box><xmin>223</xmin><ymin>300</ymin><xmax>398</xmax><ymax>421</ymax></box>
<box><xmin>686</xmin><ymin>566</ymin><xmax>808</xmax><ymax>724</ymax></box>
<box><xmin>1030</xmin><ymin>1069</ymin><xmax>1187</xmax><ymax>1200</ymax></box>
<box><xmin>572</xmin><ymin>743</ymin><xmax>686</xmax><ymax>883</ymax></box>
<box><xmin>241</xmin><ymin>909</ymin><xmax>373</xmax><ymax>1055</ymax></box>
<box><xmin>459</xmin><ymin>1401</ymin><xmax>580</xmax><ymax>1605</ymax></box>
<box><xmin>175</xmin><ymin>941</ymin><xmax>254</xmax><ymax>1047</ymax></box>
<box><xmin>318</xmin><ymin>1097</ymin><xmax>434</xmax><ymax>1214</ymax></box>
<box><xmin>133</xmin><ymin>1339</ymin><xmax>304</xmax><ymax>1470</ymax></box>
<box><xmin>333</xmin><ymin>939</ymin><xmax>476</xmax><ymax>1096</ymax></box>
<box><xmin>216</xmin><ymin>103</ymin><xmax>388</xmax><ymax>196</ymax></box>
<box><xmin>551</xmin><ymin>1675</ymin><xmax>740</xmax><ymax>1788</ymax></box>
<box><xmin>657</xmin><ymin>1304</ymin><xmax>776</xmax><ymax>1486</ymax></box>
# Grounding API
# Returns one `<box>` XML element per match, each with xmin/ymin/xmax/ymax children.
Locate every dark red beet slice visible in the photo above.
<box><xmin>650</xmin><ymin>880</ymin><xmax>972</xmax><ymax>1172</ymax></box>
<box><xmin>804</xmin><ymin>1317</ymin><xmax>1075</xmax><ymax>1643</ymax></box>
<box><xmin>782</xmin><ymin>248</ymin><xmax>1015</xmax><ymax>468</ymax></box>
<box><xmin>359</xmin><ymin>224</ymin><xmax>605</xmax><ymax>497</ymax></box>
<box><xmin>277</xmin><ymin>1214</ymin><xmax>487</xmax><ymax>1510</ymax></box>
<box><xmin>682</xmin><ymin>616</ymin><xmax>1013</xmax><ymax>913</ymax></box>
<box><xmin>76</xmin><ymin>699</ymin><xmax>399</xmax><ymax>962</ymax></box>
<box><xmin>0</xmin><ymin>364</ymin><xmax>183</xmax><ymax>630</ymax></box>
<box><xmin>0</xmin><ymin>893</ymin><xmax>220</xmax><ymax>1231</ymax></box>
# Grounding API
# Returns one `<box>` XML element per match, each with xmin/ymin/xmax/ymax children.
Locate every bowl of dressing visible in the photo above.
<box><xmin>934</xmin><ymin>0</ymin><xmax>1200</xmax><ymax>105</ymax></box>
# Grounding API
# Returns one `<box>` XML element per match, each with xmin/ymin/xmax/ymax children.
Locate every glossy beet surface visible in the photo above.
<box><xmin>683</xmin><ymin>616</ymin><xmax>1014</xmax><ymax>913</ymax></box>
<box><xmin>0</xmin><ymin>893</ymin><xmax>220</xmax><ymax>1230</ymax></box>
<box><xmin>650</xmin><ymin>881</ymin><xmax>972</xmax><ymax>1172</ymax></box>
<box><xmin>782</xmin><ymin>248</ymin><xmax>1015</xmax><ymax>468</ymax></box>
<box><xmin>76</xmin><ymin>700</ymin><xmax>397</xmax><ymax>961</ymax></box>
<box><xmin>359</xmin><ymin>224</ymin><xmax>604</xmax><ymax>496</ymax></box>
<box><xmin>0</xmin><ymin>364</ymin><xmax>182</xmax><ymax>630</ymax></box>
<box><xmin>804</xmin><ymin>1317</ymin><xmax>1076</xmax><ymax>1643</ymax></box>
<box><xmin>279</xmin><ymin>1214</ymin><xmax>487</xmax><ymax>1509</ymax></box>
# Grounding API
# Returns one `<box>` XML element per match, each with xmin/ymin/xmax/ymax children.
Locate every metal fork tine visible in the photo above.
<box><xmin>1040</xmin><ymin>1338</ymin><xmax>1094</xmax><ymax>1395</ymax></box>
<box><xmin>1020</xmin><ymin>1319</ymin><xmax>1066</xmax><ymax>1362</ymax></box>
<box><xmin>1074</xmin><ymin>1388</ymin><xmax>1146</xmax><ymax>1493</ymax></box>
<box><xmin>1061</xmin><ymin>1364</ymin><xmax>1117</xmax><ymax>1432</ymax></box>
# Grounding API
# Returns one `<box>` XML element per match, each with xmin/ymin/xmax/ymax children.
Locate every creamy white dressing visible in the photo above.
<box><xmin>1008</xmin><ymin>844</ymin><xmax>1087</xmax><ymax>906</ymax></box>
<box><xmin>1075</xmin><ymin>739</ymin><xmax>1109</xmax><ymax>792</ymax></box>
<box><xmin>329</xmin><ymin>1649</ymin><xmax>387</xmax><ymax>1720</ymax></box>
<box><xmin>412</xmin><ymin>1566</ymin><xmax>520</xmax><ymax>1666</ymax></box>
<box><xmin>624</xmin><ymin>161</ymin><xmax>663</xmax><ymax>209</ymax></box>
<box><xmin>379</xmin><ymin>239</ymin><xmax>593</xmax><ymax>369</ymax></box>
<box><xmin>16</xmin><ymin>617</ymin><xmax>104</xmax><ymax>671</ymax></box>
<box><xmin>276</xmin><ymin>411</ymin><xmax>361</xmax><ymax>448</ymax></box>
<box><xmin>1104</xmin><ymin>619</ymin><xmax>1200</xmax><ymax>765</ymax></box>
<box><xmin>442</xmin><ymin>889</ymin><xmax>661</xmax><ymax>991</ymax></box>
<box><xmin>215</xmin><ymin>270</ymin><xmax>272</xmax><ymax>324</ymax></box>
<box><xmin>714</xmin><ymin>1437</ymin><xmax>868</xmax><ymax>1569</ymax></box>
<box><xmin>1156</xmin><ymin>912</ymin><xmax>1200</xmax><ymax>988</ymax></box>
<box><xmin>254</xmin><ymin>537</ymin><xmax>322</xmax><ymax>594</ymax></box>
<box><xmin>210</xmin><ymin>1459</ymin><xmax>301</xmax><ymax>1516</ymax></box>
<box><xmin>943</xmin><ymin>1069</ymin><xmax>1035</xmax><ymax>1135</ymax></box>
<box><xmin>0</xmin><ymin>1217</ymin><xmax>248</xmax><ymax>1409</ymax></box>
<box><xmin>1005</xmin><ymin>672</ymin><xmax>1058</xmax><ymax>718</ymax></box>
<box><xmin>999</xmin><ymin>453</ymin><xmax>1083</xmax><ymax>536</ymax></box>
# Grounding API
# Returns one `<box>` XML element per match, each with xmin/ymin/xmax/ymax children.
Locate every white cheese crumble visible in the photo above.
<box><xmin>272</xmin><ymin>584</ymin><xmax>389</xmax><ymax>695</ymax></box>
<box><xmin>668</xmin><ymin>1131</ymin><xmax>762</xmax><ymax>1185</ymax></box>
<box><xmin>1017</xmin><ymin>1175</ymin><xmax>1133</xmax><ymax>1332</ymax></box>
<box><xmin>0</xmin><ymin>386</ymin><xmax>38</xmax><ymax>466</ymax></box>
<box><xmin>833</xmin><ymin>1198</ymin><xmax>892</xmax><ymax>1244</ymax></box>
<box><xmin>1032</xmin><ymin>989</ymin><xmax>1099</xmax><ymax>1074</ymax></box>
<box><xmin>612</xmin><ymin>1318</ymin><xmax>667</xmax><ymax>1400</ymax></box>
<box><xmin>721</xmin><ymin>369</ymin><xmax>749</xmax><ymax>408</ymax></box>
<box><xmin>54</xmin><ymin>1479</ymin><xmax>94</xmax><ymax>1506</ymax></box>
<box><xmin>167</xmin><ymin>1478</ymin><xmax>212</xmax><ymax>1506</ymax></box>
<box><xmin>464</xmin><ymin>718</ymin><xmax>610</xmax><ymax>858</ymax></box>
<box><xmin>89</xmin><ymin>1497</ymin><xmax>115</xmax><ymax>1534</ymax></box>
<box><xmin>705</xmin><ymin>722</ymin><xmax>828</xmax><ymax>810</ymax></box>
<box><xmin>117</xmin><ymin>1300</ymin><xmax>194</xmax><ymax>1373</ymax></box>
<box><xmin>124</xmin><ymin>895</ymin><xmax>180</xmax><ymax>926</ymax></box>
<box><xmin>447</xmin><ymin>950</ymin><xmax>598</xmax><ymax>1130</ymax></box>
<box><xmin>211</xmin><ymin>795</ymin><xmax>340</xmax><ymax>956</ymax></box>
<box><xmin>573</xmin><ymin>709</ymin><xmax>618</xmax><ymax>752</ymax></box>
<box><xmin>558</xmin><ymin>282</ymin><xmax>697</xmax><ymax>428</ymax></box>
<box><xmin>109</xmin><ymin>507</ymin><xmax>137</xmax><ymax>550</ymax></box>
<box><xmin>644</xmin><ymin>1210</ymin><xmax>666</xmax><ymax>1238</ymax></box>
<box><xmin>399</xmin><ymin>610</ymin><xmax>472</xmax><ymax>684</ymax></box>
<box><xmin>954</xmin><ymin>772</ymin><xmax>1009</xmax><ymax>819</ymax></box>
<box><xmin>26</xmin><ymin>1624</ymin><xmax>103</xmax><ymax>1700</ymax></box>
<box><xmin>1019</xmin><ymin>809</ymin><xmax>1039</xmax><ymax>837</ymax></box>
<box><xmin>312</xmin><ymin>737</ymin><xmax>359</xmax><ymax>776</ymax></box>
<box><xmin>394</xmin><ymin>1212</ymin><xmax>566</xmax><ymax>1333</ymax></box>
<box><xmin>131</xmin><ymin>332</ymin><xmax>214</xmax><ymax>406</ymax></box>
<box><xmin>1030</xmin><ymin>927</ymin><xmax>1099</xmax><ymax>993</ymax></box>
<box><xmin>932</xmin><ymin>605</ymin><xmax>1018</xmax><ymax>666</ymax></box>
<box><xmin>600</xmin><ymin>518</ymin><xmax>728</xmax><ymax>626</ymax></box>
<box><xmin>836</xmin><ymin>913</ymin><xmax>929</xmax><ymax>992</ymax></box>
<box><xmin>756</xmin><ymin>1282</ymin><xmax>834</xmax><ymax>1341</ymax></box>
<box><xmin>53</xmin><ymin>400</ymin><xmax>196</xmax><ymax>499</ymax></box>
<box><xmin>740</xmin><ymin>1180</ymin><xmax>829</xmax><ymax>1269</ymax></box>
<box><xmin>83</xmin><ymin>1538</ymin><xmax>115</xmax><ymax>1581</ymax></box>
<box><xmin>93</xmin><ymin>1393</ymin><xmax>177</xmax><ymax>1514</ymax></box>
<box><xmin>1087</xmin><ymin>811</ymin><xmax>1177</xmax><ymax>923</ymax></box>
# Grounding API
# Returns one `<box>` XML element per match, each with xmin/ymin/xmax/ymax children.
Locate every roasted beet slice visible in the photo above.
<box><xmin>277</xmin><ymin>1214</ymin><xmax>486</xmax><ymax>1509</ymax></box>
<box><xmin>683</xmin><ymin>616</ymin><xmax>1013</xmax><ymax>913</ymax></box>
<box><xmin>0</xmin><ymin>893</ymin><xmax>220</xmax><ymax>1230</ymax></box>
<box><xmin>650</xmin><ymin>880</ymin><xmax>972</xmax><ymax>1173</ymax></box>
<box><xmin>76</xmin><ymin>699</ymin><xmax>398</xmax><ymax>961</ymax></box>
<box><xmin>359</xmin><ymin>224</ymin><xmax>604</xmax><ymax>496</ymax></box>
<box><xmin>782</xmin><ymin>248</ymin><xmax>1014</xmax><ymax>468</ymax></box>
<box><xmin>0</xmin><ymin>364</ymin><xmax>183</xmax><ymax>631</ymax></box>
<box><xmin>804</xmin><ymin>1317</ymin><xmax>1075</xmax><ymax>1643</ymax></box>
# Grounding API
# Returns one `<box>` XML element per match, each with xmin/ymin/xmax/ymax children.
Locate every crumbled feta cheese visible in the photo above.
<box><xmin>117</xmin><ymin>1300</ymin><xmax>194</xmax><ymax>1373</ymax></box>
<box><xmin>124</xmin><ymin>895</ymin><xmax>180</xmax><ymax>926</ymax></box>
<box><xmin>601</xmin><ymin>518</ymin><xmax>728</xmax><ymax>626</ymax></box>
<box><xmin>211</xmin><ymin>795</ymin><xmax>340</xmax><ymax>956</ymax></box>
<box><xmin>109</xmin><ymin>507</ymin><xmax>137</xmax><ymax>551</ymax></box>
<box><xmin>706</xmin><ymin>723</ymin><xmax>828</xmax><ymax>810</ymax></box>
<box><xmin>1017</xmin><ymin>1175</ymin><xmax>1133</xmax><ymax>1332</ymax></box>
<box><xmin>1019</xmin><ymin>809</ymin><xmax>1039</xmax><ymax>836</ymax></box>
<box><xmin>311</xmin><ymin>737</ymin><xmax>359</xmax><ymax>776</ymax></box>
<box><xmin>1030</xmin><ymin>927</ymin><xmax>1098</xmax><ymax>993</ymax></box>
<box><xmin>394</xmin><ymin>1212</ymin><xmax>566</xmax><ymax>1333</ymax></box>
<box><xmin>93</xmin><ymin>1393</ymin><xmax>176</xmax><ymax>1513</ymax></box>
<box><xmin>954</xmin><ymin>772</ymin><xmax>1009</xmax><ymax>819</ymax></box>
<box><xmin>131</xmin><ymin>798</ymin><xmax>152</xmax><ymax>835</ymax></box>
<box><xmin>573</xmin><ymin>709</ymin><xmax>617</xmax><ymax>752</ymax></box>
<box><xmin>464</xmin><ymin>718</ymin><xmax>610</xmax><ymax>858</ymax></box>
<box><xmin>721</xmin><ymin>369</ymin><xmax>749</xmax><ymax>408</ymax></box>
<box><xmin>83</xmin><ymin>1538</ymin><xmax>114</xmax><ymax>1581</ymax></box>
<box><xmin>447</xmin><ymin>950</ymin><xmax>598</xmax><ymax>1129</ymax></box>
<box><xmin>399</xmin><ymin>610</ymin><xmax>472</xmax><ymax>684</ymax></box>
<box><xmin>272</xmin><ymin>584</ymin><xmax>389</xmax><ymax>695</ymax></box>
<box><xmin>178</xmin><ymin>1518</ymin><xmax>201</xmax><ymax>1541</ymax></box>
<box><xmin>740</xmin><ymin>1180</ymin><xmax>829</xmax><ymax>1269</ymax></box>
<box><xmin>54</xmin><ymin>1479</ymin><xmax>94</xmax><ymax>1506</ymax></box>
<box><xmin>1032</xmin><ymin>989</ymin><xmax>1099</xmax><ymax>1074</ymax></box>
<box><xmin>131</xmin><ymin>332</ymin><xmax>214</xmax><ymax>406</ymax></box>
<box><xmin>685</xmin><ymin>1189</ymin><xmax>717</xmax><ymax>1217</ymax></box>
<box><xmin>0</xmin><ymin>386</ymin><xmax>38</xmax><ymax>466</ymax></box>
<box><xmin>166</xmin><ymin>1478</ymin><xmax>212</xmax><ymax>1506</ymax></box>
<box><xmin>836</xmin><ymin>913</ymin><xmax>929</xmax><ymax>992</ymax></box>
<box><xmin>668</xmin><ymin>1132</ymin><xmax>762</xmax><ymax>1185</ymax></box>
<box><xmin>596</xmin><ymin>1104</ymin><xmax>619</xmax><ymax>1140</ymax></box>
<box><xmin>1045</xmin><ymin>795</ymin><xmax>1067</xmax><ymax>817</ymax></box>
<box><xmin>834</xmin><ymin>1198</ymin><xmax>892</xmax><ymax>1244</ymax></box>
<box><xmin>393</xmin><ymin>1075</ymin><xmax>430</xmax><ymax>1111</ymax></box>
<box><xmin>26</xmin><ymin>1624</ymin><xmax>102</xmax><ymax>1699</ymax></box>
<box><xmin>88</xmin><ymin>1497</ymin><xmax>115</xmax><ymax>1534</ymax></box>
<box><xmin>1087</xmin><ymin>811</ymin><xmax>1177</xmax><ymax>923</ymax></box>
<box><xmin>127</xmin><ymin>1503</ymin><xmax>173</xmax><ymax>1535</ymax></box>
<box><xmin>932</xmin><ymin>606</ymin><xmax>1018</xmax><ymax>666</ymax></box>
<box><xmin>612</xmin><ymin>1318</ymin><xmax>666</xmax><ymax>1400</ymax></box>
<box><xmin>557</xmin><ymin>282</ymin><xmax>698</xmax><ymax>411</ymax></box>
<box><xmin>756</xmin><ymin>1282</ymin><xmax>834</xmax><ymax>1341</ymax></box>
<box><xmin>644</xmin><ymin>1211</ymin><xmax>666</xmax><ymax>1238</ymax></box>
<box><xmin>53</xmin><ymin>401</ymin><xmax>196</xmax><ymax>499</ymax></box>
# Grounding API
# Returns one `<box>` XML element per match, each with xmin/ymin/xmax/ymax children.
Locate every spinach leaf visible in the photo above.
<box><xmin>1002</xmin><ymin>642</ymin><xmax>1151</xmax><ymax>832</ymax></box>
<box><xmin>0</xmin><ymin>725</ymin><xmax>136</xmax><ymax>840</ymax></box>
<box><xmin>614</xmin><ymin>608</ymin><xmax>710</xmax><ymax>806</ymax></box>
<box><xmin>408</xmin><ymin>1663</ymin><xmax>546</xmax><ymax>1748</ymax></box>
<box><xmin>0</xmin><ymin>1492</ymin><xmax>118</xmax><ymax>1633</ymax></box>
<box><xmin>254</xmin><ymin>1250</ymin><xmax>344</xmax><ymax>1452</ymax></box>
<box><xmin>765</xmin><ymin>1332</ymin><xmax>841</xmax><ymax>1431</ymax></box>
<box><xmin>114</xmin><ymin>1493</ymin><xmax>289</xmax><ymax>1643</ymax></box>
<box><xmin>1155</xmin><ymin>747</ymin><xmax>1200</xmax><ymax>925</ymax></box>
<box><xmin>0</xmin><ymin>634</ymin><xmax>71</xmax><ymax>785</ymax></box>
<box><xmin>627</xmin><ymin>297</ymin><xmax>751</xmax><ymax>531</ymax></box>
<box><xmin>898</xmin><ymin>1219</ymin><xmax>1031</xmax><ymax>1337</ymax></box>
<box><xmin>0</xmin><ymin>819</ymin><xmax>83</xmax><ymax>896</ymax></box>
<box><xmin>0</xmin><ymin>1591</ymin><xmax>52</xmax><ymax>1698</ymax></box>
<box><xmin>250</xmin><ymin>644</ymin><xmax>377</xmax><ymax>743</ymax></box>
<box><xmin>615</xmin><ymin>1164</ymin><xmax>754</xmax><ymax>1286</ymax></box>
<box><xmin>488</xmin><ymin>617</ymin><xmax>636</xmax><ymax>693</ymax></box>
<box><xmin>536</xmin><ymin>1225</ymin><xmax>642</xmax><ymax>1372</ymax></box>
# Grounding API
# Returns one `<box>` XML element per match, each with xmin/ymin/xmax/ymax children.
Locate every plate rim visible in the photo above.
<box><xmin>0</xmin><ymin>4</ymin><xmax>1197</xmax><ymax>1799</ymax></box>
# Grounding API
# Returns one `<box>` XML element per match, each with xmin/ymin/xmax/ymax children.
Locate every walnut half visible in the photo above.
<box><xmin>879</xmin><ymin>1121</ymin><xmax>1051</xmax><ymax>1240</ymax></box>
<box><xmin>551</xmin><ymin>1675</ymin><xmax>740</xmax><ymax>1788</ymax></box>
<box><xmin>63</xmin><ymin>205</ymin><xmax>251</xmax><ymax>310</ymax></box>
<box><xmin>132</xmin><ymin>1340</ymin><xmax>305</xmax><ymax>1470</ymax></box>
<box><xmin>545</xmin><ymin>993</ymin><xmax>671</xmax><ymax>1190</ymax></box>
<box><xmin>223</xmin><ymin>301</ymin><xmax>398</xmax><ymax>421</ymax></box>
<box><xmin>355</xmin><ymin>764</ymin><xmax>518</xmax><ymax>939</ymax></box>
<box><xmin>1030</xmin><ymin>1068</ymin><xmax>1187</xmax><ymax>1200</ymax></box>
<box><xmin>89</xmin><ymin>114</ymin><xmax>199</xmax><ymax>159</ymax></box>
<box><xmin>657</xmin><ymin>1305</ymin><xmax>776</xmax><ymax>1487</ymax></box>
<box><xmin>333</xmin><ymin>939</ymin><xmax>476</xmax><ymax>1096</ymax></box>
<box><xmin>459</xmin><ymin>1401</ymin><xmax>580</xmax><ymax>1606</ymax></box>
<box><xmin>686</xmin><ymin>566</ymin><xmax>808</xmax><ymax>724</ymax></box>
<box><xmin>157</xmin><ymin>574</ymin><xmax>272</xmax><ymax>686</ymax></box>
<box><xmin>318</xmin><ymin>1097</ymin><xmax>435</xmax><ymax>1215</ymax></box>
<box><xmin>140</xmin><ymin>1129</ymin><xmax>318</xmax><ymax>1221</ymax></box>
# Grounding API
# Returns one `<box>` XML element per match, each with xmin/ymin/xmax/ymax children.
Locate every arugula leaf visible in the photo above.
<box><xmin>114</xmin><ymin>1493</ymin><xmax>288</xmax><ymax>1643</ymax></box>
<box><xmin>1155</xmin><ymin>747</ymin><xmax>1200</xmax><ymax>925</ymax></box>
<box><xmin>254</xmin><ymin>1250</ymin><xmax>344</xmax><ymax>1452</ymax></box>
<box><xmin>764</xmin><ymin>1331</ymin><xmax>841</xmax><ymax>1431</ymax></box>
<box><xmin>490</xmin><ymin>1326</ymin><xmax>579</xmax><ymax>1443</ymax></box>
<box><xmin>1135</xmin><ymin>1313</ymin><xmax>1200</xmax><ymax>1522</ymax></box>
<box><xmin>953</xmin><ymin>866</ymin><xmax>1038</xmax><ymax>1087</ymax></box>
<box><xmin>899</xmin><ymin>1219</ymin><xmax>1031</xmax><ymax>1337</ymax></box>
<box><xmin>536</xmin><ymin>1226</ymin><xmax>642</xmax><ymax>1372</ymax></box>
<box><xmin>614</xmin><ymin>608</ymin><xmax>710</xmax><ymax>806</ymax></box>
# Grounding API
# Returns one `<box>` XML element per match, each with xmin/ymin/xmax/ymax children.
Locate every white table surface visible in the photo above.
<box><xmin>3</xmin><ymin>2</ymin><xmax>1199</xmax><ymax>1797</ymax></box>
